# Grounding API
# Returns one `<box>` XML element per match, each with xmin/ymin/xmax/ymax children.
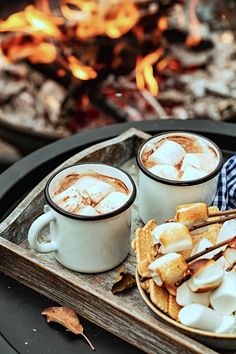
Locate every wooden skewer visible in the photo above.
<box><xmin>189</xmin><ymin>214</ymin><xmax>236</xmax><ymax>231</ymax></box>
<box><xmin>208</xmin><ymin>209</ymin><xmax>236</xmax><ymax>217</ymax></box>
<box><xmin>185</xmin><ymin>236</ymin><xmax>235</xmax><ymax>263</ymax></box>
<box><xmin>175</xmin><ymin>236</ymin><xmax>235</xmax><ymax>287</ymax></box>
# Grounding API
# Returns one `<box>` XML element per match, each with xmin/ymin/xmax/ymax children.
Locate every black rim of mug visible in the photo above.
<box><xmin>45</xmin><ymin>162</ymin><xmax>137</xmax><ymax>220</ymax></box>
<box><xmin>136</xmin><ymin>131</ymin><xmax>223</xmax><ymax>186</ymax></box>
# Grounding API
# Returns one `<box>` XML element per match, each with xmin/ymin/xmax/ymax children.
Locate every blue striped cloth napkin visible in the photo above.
<box><xmin>213</xmin><ymin>155</ymin><xmax>236</xmax><ymax>210</ymax></box>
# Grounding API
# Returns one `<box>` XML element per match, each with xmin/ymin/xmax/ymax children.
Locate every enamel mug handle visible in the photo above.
<box><xmin>28</xmin><ymin>211</ymin><xmax>57</xmax><ymax>253</ymax></box>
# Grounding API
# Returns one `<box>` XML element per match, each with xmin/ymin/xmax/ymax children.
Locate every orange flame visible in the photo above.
<box><xmin>62</xmin><ymin>0</ymin><xmax>139</xmax><ymax>40</ymax></box>
<box><xmin>104</xmin><ymin>2</ymin><xmax>139</xmax><ymax>39</ymax></box>
<box><xmin>7</xmin><ymin>41</ymin><xmax>57</xmax><ymax>64</ymax></box>
<box><xmin>185</xmin><ymin>0</ymin><xmax>201</xmax><ymax>47</ymax></box>
<box><xmin>136</xmin><ymin>48</ymin><xmax>163</xmax><ymax>96</ymax></box>
<box><xmin>0</xmin><ymin>5</ymin><xmax>62</xmax><ymax>38</ymax></box>
<box><xmin>68</xmin><ymin>55</ymin><xmax>97</xmax><ymax>80</ymax></box>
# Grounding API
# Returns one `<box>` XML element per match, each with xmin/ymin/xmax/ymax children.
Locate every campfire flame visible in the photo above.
<box><xmin>136</xmin><ymin>49</ymin><xmax>163</xmax><ymax>96</ymax></box>
<box><xmin>0</xmin><ymin>0</ymin><xmax>204</xmax><ymax>94</ymax></box>
<box><xmin>0</xmin><ymin>0</ymin><xmax>140</xmax><ymax>83</ymax></box>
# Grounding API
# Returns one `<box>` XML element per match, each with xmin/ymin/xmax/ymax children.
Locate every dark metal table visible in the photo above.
<box><xmin>1</xmin><ymin>119</ymin><xmax>236</xmax><ymax>354</ymax></box>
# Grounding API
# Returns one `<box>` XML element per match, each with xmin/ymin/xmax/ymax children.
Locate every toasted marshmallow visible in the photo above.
<box><xmin>148</xmin><ymin>165</ymin><xmax>178</xmax><ymax>180</ymax></box>
<box><xmin>86</xmin><ymin>179</ymin><xmax>115</xmax><ymax>203</ymax></box>
<box><xmin>181</xmin><ymin>166</ymin><xmax>207</xmax><ymax>181</ymax></box>
<box><xmin>149</xmin><ymin>140</ymin><xmax>185</xmax><ymax>166</ymax></box>
<box><xmin>223</xmin><ymin>247</ymin><xmax>236</xmax><ymax>267</ymax></box>
<box><xmin>175</xmin><ymin>203</ymin><xmax>208</xmax><ymax>227</ymax></box>
<box><xmin>148</xmin><ymin>253</ymin><xmax>188</xmax><ymax>287</ymax></box>
<box><xmin>181</xmin><ymin>153</ymin><xmax>201</xmax><ymax>171</ymax></box>
<box><xmin>152</xmin><ymin>223</ymin><xmax>192</xmax><ymax>254</ymax></box>
<box><xmin>78</xmin><ymin>205</ymin><xmax>99</xmax><ymax>216</ymax></box>
<box><xmin>96</xmin><ymin>192</ymin><xmax>129</xmax><ymax>214</ymax></box>
<box><xmin>151</xmin><ymin>271</ymin><xmax>163</xmax><ymax>287</ymax></box>
<box><xmin>176</xmin><ymin>282</ymin><xmax>210</xmax><ymax>307</ymax></box>
<box><xmin>178</xmin><ymin>304</ymin><xmax>235</xmax><ymax>333</ymax></box>
<box><xmin>210</xmin><ymin>271</ymin><xmax>236</xmax><ymax>315</ymax></box>
<box><xmin>188</xmin><ymin>259</ymin><xmax>224</xmax><ymax>293</ymax></box>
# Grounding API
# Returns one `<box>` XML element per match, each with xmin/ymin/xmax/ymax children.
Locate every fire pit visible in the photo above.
<box><xmin>0</xmin><ymin>0</ymin><xmax>236</xmax><ymax>153</ymax></box>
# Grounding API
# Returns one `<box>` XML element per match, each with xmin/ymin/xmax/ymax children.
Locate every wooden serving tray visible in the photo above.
<box><xmin>0</xmin><ymin>128</ymin><xmax>222</xmax><ymax>354</ymax></box>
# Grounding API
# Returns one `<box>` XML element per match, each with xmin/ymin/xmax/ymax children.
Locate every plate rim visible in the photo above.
<box><xmin>135</xmin><ymin>268</ymin><xmax>236</xmax><ymax>340</ymax></box>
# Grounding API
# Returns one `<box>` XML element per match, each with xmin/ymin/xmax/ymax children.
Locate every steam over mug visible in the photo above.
<box><xmin>136</xmin><ymin>132</ymin><xmax>223</xmax><ymax>223</ymax></box>
<box><xmin>28</xmin><ymin>163</ymin><xmax>136</xmax><ymax>273</ymax></box>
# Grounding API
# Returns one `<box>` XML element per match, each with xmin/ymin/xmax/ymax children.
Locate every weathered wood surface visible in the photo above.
<box><xmin>0</xmin><ymin>128</ymin><xmax>223</xmax><ymax>354</ymax></box>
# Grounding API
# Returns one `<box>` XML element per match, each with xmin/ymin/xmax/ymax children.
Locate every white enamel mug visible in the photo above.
<box><xmin>28</xmin><ymin>163</ymin><xmax>136</xmax><ymax>273</ymax></box>
<box><xmin>136</xmin><ymin>132</ymin><xmax>223</xmax><ymax>224</ymax></box>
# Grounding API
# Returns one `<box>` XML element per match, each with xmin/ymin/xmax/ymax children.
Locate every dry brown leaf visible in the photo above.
<box><xmin>42</xmin><ymin>306</ymin><xmax>95</xmax><ymax>350</ymax></box>
<box><xmin>111</xmin><ymin>265</ymin><xmax>136</xmax><ymax>294</ymax></box>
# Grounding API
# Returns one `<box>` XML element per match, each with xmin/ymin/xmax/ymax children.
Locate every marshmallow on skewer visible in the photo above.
<box><xmin>210</xmin><ymin>271</ymin><xmax>236</xmax><ymax>315</ymax></box>
<box><xmin>148</xmin><ymin>253</ymin><xmax>188</xmax><ymax>287</ymax></box>
<box><xmin>188</xmin><ymin>259</ymin><xmax>224</xmax><ymax>293</ymax></box>
<box><xmin>96</xmin><ymin>192</ymin><xmax>129</xmax><ymax>214</ymax></box>
<box><xmin>86</xmin><ymin>179</ymin><xmax>115</xmax><ymax>204</ymax></box>
<box><xmin>178</xmin><ymin>304</ymin><xmax>235</xmax><ymax>333</ymax></box>
<box><xmin>174</xmin><ymin>203</ymin><xmax>208</xmax><ymax>227</ymax></box>
<box><xmin>181</xmin><ymin>165</ymin><xmax>207</xmax><ymax>181</ymax></box>
<box><xmin>148</xmin><ymin>165</ymin><xmax>178</xmax><ymax>180</ymax></box>
<box><xmin>149</xmin><ymin>140</ymin><xmax>185</xmax><ymax>166</ymax></box>
<box><xmin>152</xmin><ymin>223</ymin><xmax>193</xmax><ymax>254</ymax></box>
<box><xmin>191</xmin><ymin>237</ymin><xmax>227</xmax><ymax>269</ymax></box>
<box><xmin>176</xmin><ymin>282</ymin><xmax>210</xmax><ymax>307</ymax></box>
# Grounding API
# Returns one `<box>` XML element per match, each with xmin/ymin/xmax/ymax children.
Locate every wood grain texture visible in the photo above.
<box><xmin>0</xmin><ymin>128</ymin><xmax>224</xmax><ymax>354</ymax></box>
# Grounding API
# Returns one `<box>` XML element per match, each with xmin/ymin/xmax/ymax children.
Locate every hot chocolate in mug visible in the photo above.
<box><xmin>136</xmin><ymin>131</ymin><xmax>223</xmax><ymax>223</ymax></box>
<box><xmin>28</xmin><ymin>163</ymin><xmax>136</xmax><ymax>273</ymax></box>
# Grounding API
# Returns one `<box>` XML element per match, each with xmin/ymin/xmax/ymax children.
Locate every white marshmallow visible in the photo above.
<box><xmin>176</xmin><ymin>282</ymin><xmax>210</xmax><ymax>307</ymax></box>
<box><xmin>191</xmin><ymin>237</ymin><xmax>227</xmax><ymax>268</ymax></box>
<box><xmin>196</xmin><ymin>152</ymin><xmax>218</xmax><ymax>173</ymax></box>
<box><xmin>178</xmin><ymin>304</ymin><xmax>235</xmax><ymax>333</ymax></box>
<box><xmin>216</xmin><ymin>219</ymin><xmax>236</xmax><ymax>246</ymax></box>
<box><xmin>75</xmin><ymin>176</ymin><xmax>99</xmax><ymax>190</ymax></box>
<box><xmin>188</xmin><ymin>260</ymin><xmax>224</xmax><ymax>293</ymax></box>
<box><xmin>53</xmin><ymin>185</ymin><xmax>85</xmax><ymax>212</ymax></box>
<box><xmin>78</xmin><ymin>205</ymin><xmax>99</xmax><ymax>216</ymax></box>
<box><xmin>152</xmin><ymin>222</ymin><xmax>192</xmax><ymax>253</ymax></box>
<box><xmin>86</xmin><ymin>179</ymin><xmax>115</xmax><ymax>203</ymax></box>
<box><xmin>149</xmin><ymin>140</ymin><xmax>185</xmax><ymax>166</ymax></box>
<box><xmin>181</xmin><ymin>153</ymin><xmax>201</xmax><ymax>171</ymax></box>
<box><xmin>148</xmin><ymin>165</ymin><xmax>178</xmax><ymax>180</ymax></box>
<box><xmin>210</xmin><ymin>271</ymin><xmax>236</xmax><ymax>315</ymax></box>
<box><xmin>96</xmin><ymin>192</ymin><xmax>129</xmax><ymax>214</ymax></box>
<box><xmin>181</xmin><ymin>165</ymin><xmax>207</xmax><ymax>181</ymax></box>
